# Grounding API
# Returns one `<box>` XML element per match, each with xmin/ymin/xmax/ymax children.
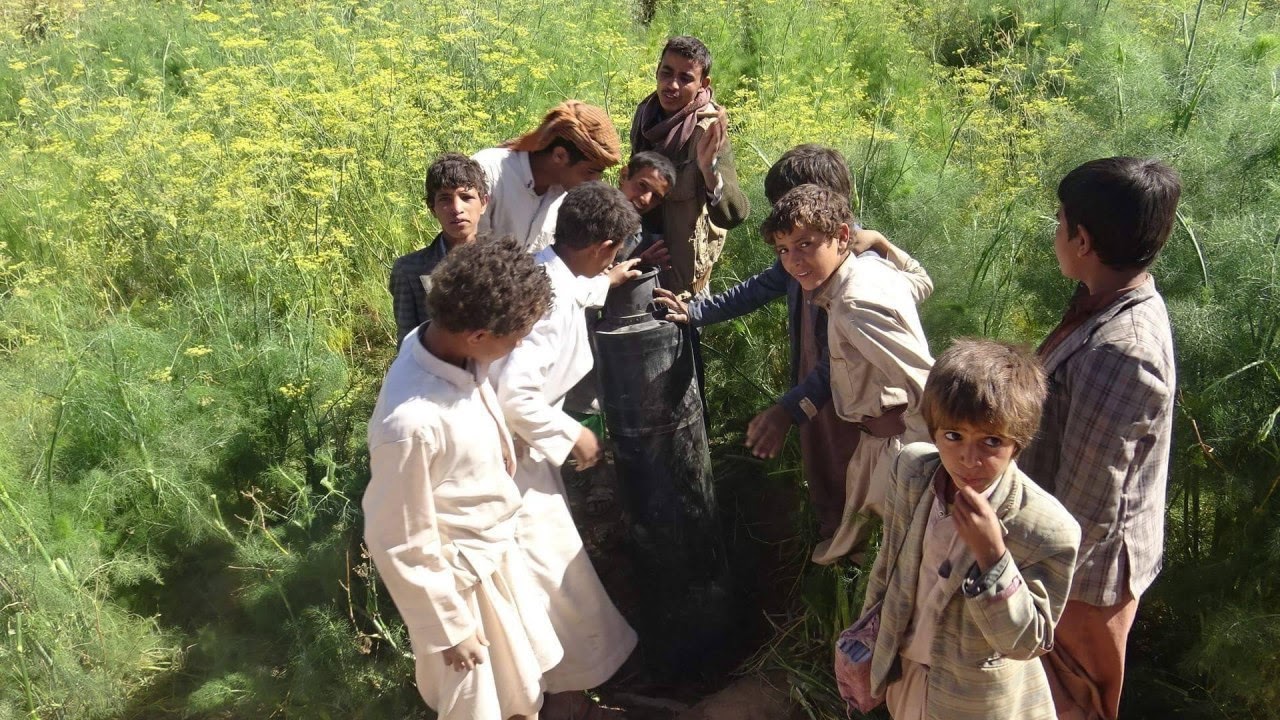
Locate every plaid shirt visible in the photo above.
<box><xmin>1020</xmin><ymin>278</ymin><xmax>1175</xmax><ymax>606</ymax></box>
<box><xmin>389</xmin><ymin>233</ymin><xmax>449</xmax><ymax>346</ymax></box>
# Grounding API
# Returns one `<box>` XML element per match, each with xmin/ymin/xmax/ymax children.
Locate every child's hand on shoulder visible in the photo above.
<box><xmin>850</xmin><ymin>228</ymin><xmax>888</xmax><ymax>257</ymax></box>
<box><xmin>442</xmin><ymin>628</ymin><xmax>489</xmax><ymax>673</ymax></box>
<box><xmin>952</xmin><ymin>485</ymin><xmax>1007</xmax><ymax>572</ymax></box>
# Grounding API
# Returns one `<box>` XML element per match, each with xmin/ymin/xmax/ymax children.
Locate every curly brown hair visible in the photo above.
<box><xmin>759</xmin><ymin>184</ymin><xmax>853</xmax><ymax>244</ymax></box>
<box><xmin>424</xmin><ymin>153</ymin><xmax>489</xmax><ymax>203</ymax></box>
<box><xmin>426</xmin><ymin>236</ymin><xmax>552</xmax><ymax>337</ymax></box>
<box><xmin>922</xmin><ymin>338</ymin><xmax>1048</xmax><ymax>451</ymax></box>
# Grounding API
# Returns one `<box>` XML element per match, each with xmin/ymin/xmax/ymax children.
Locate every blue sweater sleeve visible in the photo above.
<box><xmin>687</xmin><ymin>260</ymin><xmax>789</xmax><ymax>327</ymax></box>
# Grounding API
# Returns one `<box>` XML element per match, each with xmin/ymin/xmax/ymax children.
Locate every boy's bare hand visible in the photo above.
<box><xmin>607</xmin><ymin>258</ymin><xmax>643</xmax><ymax>288</ymax></box>
<box><xmin>442</xmin><ymin>628</ymin><xmax>489</xmax><ymax>673</ymax></box>
<box><xmin>850</xmin><ymin>228</ymin><xmax>888</xmax><ymax>257</ymax></box>
<box><xmin>636</xmin><ymin>239</ymin><xmax>671</xmax><ymax>269</ymax></box>
<box><xmin>652</xmin><ymin>287</ymin><xmax>690</xmax><ymax>324</ymax></box>
<box><xmin>570</xmin><ymin>426</ymin><xmax>601</xmax><ymax>470</ymax></box>
<box><xmin>952</xmin><ymin>485</ymin><xmax>1007</xmax><ymax>572</ymax></box>
<box><xmin>695</xmin><ymin>104</ymin><xmax>728</xmax><ymax>183</ymax></box>
<box><xmin>745</xmin><ymin>404</ymin><xmax>793</xmax><ymax>458</ymax></box>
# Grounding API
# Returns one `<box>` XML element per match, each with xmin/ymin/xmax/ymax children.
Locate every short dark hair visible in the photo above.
<box><xmin>765</xmin><ymin>144</ymin><xmax>852</xmax><ymax>204</ymax></box>
<box><xmin>424</xmin><ymin>152</ymin><xmax>488</xmax><ymax>201</ymax></box>
<box><xmin>554</xmin><ymin>181</ymin><xmax>640</xmax><ymax>250</ymax></box>
<box><xmin>533</xmin><ymin>136</ymin><xmax>588</xmax><ymax>165</ymax></box>
<box><xmin>922</xmin><ymin>339</ymin><xmax>1047</xmax><ymax>451</ymax></box>
<box><xmin>1057</xmin><ymin>157</ymin><xmax>1181</xmax><ymax>270</ymax></box>
<box><xmin>626</xmin><ymin>151</ymin><xmax>677</xmax><ymax>191</ymax></box>
<box><xmin>760</xmin><ymin>184</ymin><xmax>853</xmax><ymax>244</ymax></box>
<box><xmin>661</xmin><ymin>35</ymin><xmax>712</xmax><ymax>78</ymax></box>
<box><xmin>427</xmin><ymin>236</ymin><xmax>552</xmax><ymax>337</ymax></box>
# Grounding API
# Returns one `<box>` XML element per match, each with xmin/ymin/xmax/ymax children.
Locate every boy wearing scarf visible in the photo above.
<box><xmin>474</xmin><ymin>100</ymin><xmax>622</xmax><ymax>255</ymax></box>
<box><xmin>631</xmin><ymin>36</ymin><xmax>750</xmax><ymax>296</ymax></box>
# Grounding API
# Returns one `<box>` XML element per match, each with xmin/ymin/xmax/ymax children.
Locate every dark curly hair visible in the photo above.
<box><xmin>661</xmin><ymin>35</ymin><xmax>713</xmax><ymax>78</ymax></box>
<box><xmin>625</xmin><ymin>151</ymin><xmax>677</xmax><ymax>192</ymax></box>
<box><xmin>424</xmin><ymin>152</ymin><xmax>489</xmax><ymax>202</ymax></box>
<box><xmin>554</xmin><ymin>181</ymin><xmax>640</xmax><ymax>250</ymax></box>
<box><xmin>760</xmin><ymin>184</ymin><xmax>853</xmax><ymax>244</ymax></box>
<box><xmin>765</xmin><ymin>144</ymin><xmax>852</xmax><ymax>204</ymax></box>
<box><xmin>426</xmin><ymin>236</ymin><xmax>552</xmax><ymax>336</ymax></box>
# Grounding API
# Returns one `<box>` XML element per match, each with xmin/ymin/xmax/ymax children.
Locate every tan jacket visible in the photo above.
<box><xmin>863</xmin><ymin>444</ymin><xmax>1081</xmax><ymax>720</ymax></box>
<box><xmin>647</xmin><ymin>109</ymin><xmax>750</xmax><ymax>295</ymax></box>
<box><xmin>812</xmin><ymin>250</ymin><xmax>933</xmax><ymax>438</ymax></box>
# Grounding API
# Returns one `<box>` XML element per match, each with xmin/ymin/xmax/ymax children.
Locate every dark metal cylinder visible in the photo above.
<box><xmin>591</xmin><ymin>276</ymin><xmax>732</xmax><ymax>676</ymax></box>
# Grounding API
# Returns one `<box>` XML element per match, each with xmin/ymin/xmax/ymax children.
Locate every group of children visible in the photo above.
<box><xmin>365</xmin><ymin>32</ymin><xmax>1179</xmax><ymax>720</ymax></box>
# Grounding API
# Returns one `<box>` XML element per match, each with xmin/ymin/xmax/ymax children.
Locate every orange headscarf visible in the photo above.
<box><xmin>506</xmin><ymin>100</ymin><xmax>622</xmax><ymax>166</ymax></box>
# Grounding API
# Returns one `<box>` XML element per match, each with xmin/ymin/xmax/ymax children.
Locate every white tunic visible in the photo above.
<box><xmin>490</xmin><ymin>247</ymin><xmax>639</xmax><ymax>692</ymax></box>
<box><xmin>364</xmin><ymin>329</ymin><xmax>563</xmax><ymax>719</ymax></box>
<box><xmin>472</xmin><ymin>147</ymin><xmax>564</xmax><ymax>254</ymax></box>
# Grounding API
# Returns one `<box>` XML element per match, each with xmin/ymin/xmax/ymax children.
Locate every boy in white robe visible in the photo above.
<box><xmin>364</xmin><ymin>238</ymin><xmax>560</xmax><ymax>720</ymax></box>
<box><xmin>490</xmin><ymin>182</ymin><xmax>644</xmax><ymax>708</ymax></box>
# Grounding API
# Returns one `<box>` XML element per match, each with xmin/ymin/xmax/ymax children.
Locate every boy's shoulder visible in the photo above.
<box><xmin>1010</xmin><ymin>463</ymin><xmax>1082</xmax><ymax>544</ymax></box>
<box><xmin>391</xmin><ymin>235</ymin><xmax>446</xmax><ymax>278</ymax></box>
<box><xmin>368</xmin><ymin>350</ymin><xmax>462</xmax><ymax>448</ymax></box>
<box><xmin>471</xmin><ymin>146</ymin><xmax>512</xmax><ymax>174</ymax></box>
<box><xmin>831</xmin><ymin>253</ymin><xmax>916</xmax><ymax>305</ymax></box>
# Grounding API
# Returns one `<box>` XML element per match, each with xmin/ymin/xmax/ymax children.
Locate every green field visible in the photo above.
<box><xmin>2</xmin><ymin>0</ymin><xmax>1280</xmax><ymax>717</ymax></box>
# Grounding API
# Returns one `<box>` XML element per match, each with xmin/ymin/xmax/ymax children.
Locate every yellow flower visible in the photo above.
<box><xmin>183</xmin><ymin>345</ymin><xmax>213</xmax><ymax>358</ymax></box>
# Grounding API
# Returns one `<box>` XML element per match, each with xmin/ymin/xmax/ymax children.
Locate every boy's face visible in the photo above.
<box><xmin>581</xmin><ymin>239</ymin><xmax>620</xmax><ymax>277</ymax></box>
<box><xmin>655</xmin><ymin>51</ymin><xmax>709</xmax><ymax>114</ymax></box>
<box><xmin>1053</xmin><ymin>206</ymin><xmax>1087</xmax><ymax>281</ymax></box>
<box><xmin>933</xmin><ymin>422</ymin><xmax>1017</xmax><ymax>494</ymax></box>
<box><xmin>431</xmin><ymin>186</ymin><xmax>487</xmax><ymax>243</ymax></box>
<box><xmin>771</xmin><ymin>223</ymin><xmax>850</xmax><ymax>291</ymax></box>
<box><xmin>619</xmin><ymin>165</ymin><xmax>671</xmax><ymax>214</ymax></box>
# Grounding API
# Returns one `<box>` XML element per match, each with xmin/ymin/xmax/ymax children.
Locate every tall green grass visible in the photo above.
<box><xmin>1</xmin><ymin>0</ymin><xmax>1279</xmax><ymax>717</ymax></box>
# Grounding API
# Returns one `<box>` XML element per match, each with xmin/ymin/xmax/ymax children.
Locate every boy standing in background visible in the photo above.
<box><xmin>1020</xmin><ymin>157</ymin><xmax>1179</xmax><ymax>720</ymax></box>
<box><xmin>388</xmin><ymin>153</ymin><xmax>489</xmax><ymax>346</ymax></box>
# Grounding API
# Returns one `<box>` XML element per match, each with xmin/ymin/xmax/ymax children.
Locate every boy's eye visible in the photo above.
<box><xmin>943</xmin><ymin>431</ymin><xmax>962</xmax><ymax>441</ymax></box>
<box><xmin>982</xmin><ymin>436</ymin><xmax>1006</xmax><ymax>448</ymax></box>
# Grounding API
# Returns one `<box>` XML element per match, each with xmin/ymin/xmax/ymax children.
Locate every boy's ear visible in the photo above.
<box><xmin>464</xmin><ymin>328</ymin><xmax>493</xmax><ymax>348</ymax></box>
<box><xmin>479</xmin><ymin>193</ymin><xmax>491</xmax><ymax>210</ymax></box>
<box><xmin>700</xmin><ymin>73</ymin><xmax>711</xmax><ymax>89</ymax></box>
<box><xmin>550</xmin><ymin>146</ymin><xmax>570</xmax><ymax>167</ymax></box>
<box><xmin>619</xmin><ymin>165</ymin><xmax>631</xmax><ymax>182</ymax></box>
<box><xmin>1074</xmin><ymin>223</ymin><xmax>1095</xmax><ymax>259</ymax></box>
<box><xmin>835</xmin><ymin>223</ymin><xmax>851</xmax><ymax>252</ymax></box>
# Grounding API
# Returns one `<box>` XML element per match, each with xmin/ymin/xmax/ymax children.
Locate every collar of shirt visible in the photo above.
<box><xmin>407</xmin><ymin>324</ymin><xmax>487</xmax><ymax>389</ymax></box>
<box><xmin>425</xmin><ymin>232</ymin><xmax>450</xmax><ymax>263</ymax></box>
<box><xmin>511</xmin><ymin>149</ymin><xmax>563</xmax><ymax>199</ymax></box>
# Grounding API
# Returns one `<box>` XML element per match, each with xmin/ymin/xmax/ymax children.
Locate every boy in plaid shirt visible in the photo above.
<box><xmin>1020</xmin><ymin>157</ymin><xmax>1180</xmax><ymax>720</ymax></box>
<box><xmin>389</xmin><ymin>153</ymin><xmax>489</xmax><ymax>346</ymax></box>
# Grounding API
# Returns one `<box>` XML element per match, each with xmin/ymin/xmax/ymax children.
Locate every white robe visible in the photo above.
<box><xmin>472</xmin><ymin>147</ymin><xmax>564</xmax><ymax>254</ymax></box>
<box><xmin>490</xmin><ymin>247</ymin><xmax>638</xmax><ymax>692</ymax></box>
<box><xmin>364</xmin><ymin>329</ymin><xmax>563</xmax><ymax>719</ymax></box>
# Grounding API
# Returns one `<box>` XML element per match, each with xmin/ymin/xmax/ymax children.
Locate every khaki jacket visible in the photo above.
<box><xmin>648</xmin><ymin>108</ymin><xmax>750</xmax><ymax>295</ymax></box>
<box><xmin>863</xmin><ymin>444</ymin><xmax>1081</xmax><ymax>720</ymax></box>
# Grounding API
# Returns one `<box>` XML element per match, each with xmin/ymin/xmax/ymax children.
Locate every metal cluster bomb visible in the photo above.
<box><xmin>590</xmin><ymin>272</ymin><xmax>733</xmax><ymax>677</ymax></box>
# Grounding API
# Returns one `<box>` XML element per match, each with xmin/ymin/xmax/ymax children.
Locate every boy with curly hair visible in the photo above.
<box><xmin>364</xmin><ymin>237</ymin><xmax>559</xmax><ymax>719</ymax></box>
<box><xmin>655</xmin><ymin>145</ymin><xmax>931</xmax><ymax>562</ymax></box>
<box><xmin>758</xmin><ymin>183</ymin><xmax>935</xmax><ymax>562</ymax></box>
<box><xmin>389</xmin><ymin>152</ymin><xmax>490</xmax><ymax>346</ymax></box>
<box><xmin>856</xmin><ymin>339</ymin><xmax>1080</xmax><ymax>719</ymax></box>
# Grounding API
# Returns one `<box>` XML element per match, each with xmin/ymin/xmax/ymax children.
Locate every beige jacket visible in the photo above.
<box><xmin>863</xmin><ymin>444</ymin><xmax>1081</xmax><ymax>720</ymax></box>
